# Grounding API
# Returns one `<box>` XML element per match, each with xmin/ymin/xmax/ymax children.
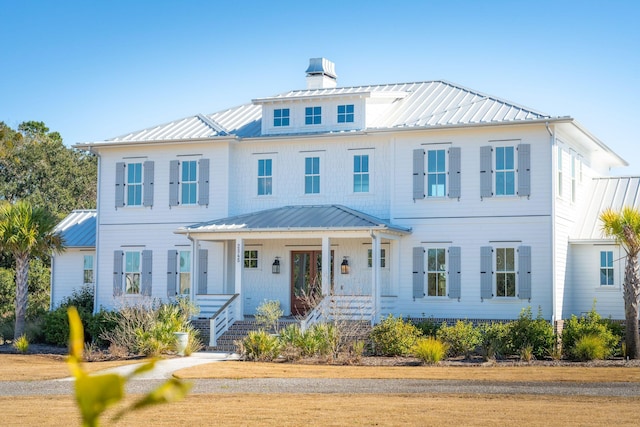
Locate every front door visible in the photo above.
<box><xmin>291</xmin><ymin>251</ymin><xmax>333</xmax><ymax>316</ymax></box>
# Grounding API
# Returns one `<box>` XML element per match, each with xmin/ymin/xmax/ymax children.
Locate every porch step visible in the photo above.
<box><xmin>204</xmin><ymin>318</ymin><xmax>299</xmax><ymax>353</ymax></box>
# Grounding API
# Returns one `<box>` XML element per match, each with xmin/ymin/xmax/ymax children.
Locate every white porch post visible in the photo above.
<box><xmin>321</xmin><ymin>236</ymin><xmax>331</xmax><ymax>296</ymax></box>
<box><xmin>235</xmin><ymin>238</ymin><xmax>244</xmax><ymax>318</ymax></box>
<box><xmin>371</xmin><ymin>232</ymin><xmax>381</xmax><ymax>324</ymax></box>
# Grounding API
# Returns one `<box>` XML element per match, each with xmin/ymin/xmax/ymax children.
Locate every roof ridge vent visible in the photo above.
<box><xmin>305</xmin><ymin>58</ymin><xmax>337</xmax><ymax>89</ymax></box>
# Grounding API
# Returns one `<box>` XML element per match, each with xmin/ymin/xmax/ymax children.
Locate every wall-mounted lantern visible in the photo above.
<box><xmin>340</xmin><ymin>257</ymin><xmax>350</xmax><ymax>274</ymax></box>
<box><xmin>272</xmin><ymin>257</ymin><xmax>281</xmax><ymax>274</ymax></box>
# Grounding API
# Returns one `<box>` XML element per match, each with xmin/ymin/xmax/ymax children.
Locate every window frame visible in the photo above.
<box><xmin>495</xmin><ymin>247</ymin><xmax>516</xmax><ymax>297</ymax></box>
<box><xmin>257</xmin><ymin>158</ymin><xmax>273</xmax><ymax>196</ymax></box>
<box><xmin>126</xmin><ymin>162</ymin><xmax>143</xmax><ymax>206</ymax></box>
<box><xmin>353</xmin><ymin>154</ymin><xmax>370</xmax><ymax>193</ymax></box>
<box><xmin>273</xmin><ymin>108</ymin><xmax>290</xmax><ymax>127</ymax></box>
<box><xmin>600</xmin><ymin>250</ymin><xmax>614</xmax><ymax>286</ymax></box>
<box><xmin>337</xmin><ymin>104</ymin><xmax>354</xmax><ymax>123</ymax></box>
<box><xmin>124</xmin><ymin>251</ymin><xmax>141</xmax><ymax>295</ymax></box>
<box><xmin>83</xmin><ymin>255</ymin><xmax>94</xmax><ymax>285</ymax></box>
<box><xmin>427</xmin><ymin>149</ymin><xmax>446</xmax><ymax>198</ymax></box>
<box><xmin>181</xmin><ymin>160</ymin><xmax>198</xmax><ymax>205</ymax></box>
<box><xmin>495</xmin><ymin>146</ymin><xmax>516</xmax><ymax>196</ymax></box>
<box><xmin>304</xmin><ymin>156</ymin><xmax>321</xmax><ymax>194</ymax></box>
<box><xmin>426</xmin><ymin>247</ymin><xmax>447</xmax><ymax>297</ymax></box>
<box><xmin>178</xmin><ymin>250</ymin><xmax>191</xmax><ymax>295</ymax></box>
<box><xmin>367</xmin><ymin>248</ymin><xmax>387</xmax><ymax>268</ymax></box>
<box><xmin>305</xmin><ymin>106</ymin><xmax>322</xmax><ymax>125</ymax></box>
<box><xmin>244</xmin><ymin>250</ymin><xmax>259</xmax><ymax>269</ymax></box>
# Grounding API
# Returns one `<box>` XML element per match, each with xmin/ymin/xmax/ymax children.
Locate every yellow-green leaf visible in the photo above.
<box><xmin>76</xmin><ymin>373</ymin><xmax>125</xmax><ymax>427</ymax></box>
<box><xmin>67</xmin><ymin>307</ymin><xmax>84</xmax><ymax>360</ymax></box>
<box><xmin>126</xmin><ymin>378</ymin><xmax>192</xmax><ymax>414</ymax></box>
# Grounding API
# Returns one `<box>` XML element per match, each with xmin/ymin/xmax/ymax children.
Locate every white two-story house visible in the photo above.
<box><xmin>52</xmin><ymin>58</ymin><xmax>635</xmax><ymax>341</ymax></box>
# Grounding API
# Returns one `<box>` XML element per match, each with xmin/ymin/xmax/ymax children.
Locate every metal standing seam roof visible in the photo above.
<box><xmin>93</xmin><ymin>80</ymin><xmax>551</xmax><ymax>144</ymax></box>
<box><xmin>571</xmin><ymin>177</ymin><xmax>640</xmax><ymax>241</ymax></box>
<box><xmin>178</xmin><ymin>205</ymin><xmax>411</xmax><ymax>234</ymax></box>
<box><xmin>54</xmin><ymin>210</ymin><xmax>97</xmax><ymax>247</ymax></box>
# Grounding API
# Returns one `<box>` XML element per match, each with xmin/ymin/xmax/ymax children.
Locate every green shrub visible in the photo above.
<box><xmin>412</xmin><ymin>337</ymin><xmax>447</xmax><ymax>364</ymax></box>
<box><xmin>13</xmin><ymin>334</ymin><xmax>29</xmax><ymax>353</ymax></box>
<box><xmin>255</xmin><ymin>300</ymin><xmax>283</xmax><ymax>333</ymax></box>
<box><xmin>410</xmin><ymin>318</ymin><xmax>440</xmax><ymax>337</ymax></box>
<box><xmin>370</xmin><ymin>315</ymin><xmax>422</xmax><ymax>356</ymax></box>
<box><xmin>478</xmin><ymin>322</ymin><xmax>510</xmax><ymax>360</ymax></box>
<box><xmin>436</xmin><ymin>320</ymin><xmax>480</xmax><ymax>358</ymax></box>
<box><xmin>562</xmin><ymin>305</ymin><xmax>619</xmax><ymax>360</ymax></box>
<box><xmin>241</xmin><ymin>329</ymin><xmax>281</xmax><ymax>361</ymax></box>
<box><xmin>573</xmin><ymin>334</ymin><xmax>608</xmax><ymax>361</ymax></box>
<box><xmin>42</xmin><ymin>285</ymin><xmax>97</xmax><ymax>347</ymax></box>
<box><xmin>508</xmin><ymin>306</ymin><xmax>554</xmax><ymax>359</ymax></box>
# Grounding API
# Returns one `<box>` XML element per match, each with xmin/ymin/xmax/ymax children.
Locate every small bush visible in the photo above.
<box><xmin>508</xmin><ymin>306</ymin><xmax>554</xmax><ymax>359</ymax></box>
<box><xmin>478</xmin><ymin>322</ymin><xmax>510</xmax><ymax>360</ymax></box>
<box><xmin>241</xmin><ymin>329</ymin><xmax>281</xmax><ymax>361</ymax></box>
<box><xmin>410</xmin><ymin>318</ymin><xmax>440</xmax><ymax>337</ymax></box>
<box><xmin>412</xmin><ymin>337</ymin><xmax>447</xmax><ymax>364</ymax></box>
<box><xmin>370</xmin><ymin>315</ymin><xmax>422</xmax><ymax>356</ymax></box>
<box><xmin>255</xmin><ymin>300</ymin><xmax>283</xmax><ymax>333</ymax></box>
<box><xmin>562</xmin><ymin>305</ymin><xmax>619</xmax><ymax>360</ymax></box>
<box><xmin>519</xmin><ymin>345</ymin><xmax>534</xmax><ymax>362</ymax></box>
<box><xmin>573</xmin><ymin>334</ymin><xmax>608</xmax><ymax>361</ymax></box>
<box><xmin>436</xmin><ymin>320</ymin><xmax>480</xmax><ymax>358</ymax></box>
<box><xmin>13</xmin><ymin>334</ymin><xmax>29</xmax><ymax>354</ymax></box>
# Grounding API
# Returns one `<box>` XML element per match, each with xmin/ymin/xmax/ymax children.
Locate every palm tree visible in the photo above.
<box><xmin>0</xmin><ymin>200</ymin><xmax>64</xmax><ymax>339</ymax></box>
<box><xmin>600</xmin><ymin>206</ymin><xmax>640</xmax><ymax>359</ymax></box>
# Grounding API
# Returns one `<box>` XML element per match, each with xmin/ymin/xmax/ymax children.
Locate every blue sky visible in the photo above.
<box><xmin>1</xmin><ymin>0</ymin><xmax>638</xmax><ymax>174</ymax></box>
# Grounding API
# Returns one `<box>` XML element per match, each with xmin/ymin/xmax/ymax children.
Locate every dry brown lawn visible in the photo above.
<box><xmin>2</xmin><ymin>394</ymin><xmax>640</xmax><ymax>426</ymax></box>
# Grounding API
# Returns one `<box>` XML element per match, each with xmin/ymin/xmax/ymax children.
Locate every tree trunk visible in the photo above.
<box><xmin>623</xmin><ymin>252</ymin><xmax>640</xmax><ymax>359</ymax></box>
<box><xmin>13</xmin><ymin>253</ymin><xmax>30</xmax><ymax>340</ymax></box>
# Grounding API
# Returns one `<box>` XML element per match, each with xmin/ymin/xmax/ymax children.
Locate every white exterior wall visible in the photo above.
<box><xmin>51</xmin><ymin>248</ymin><xmax>94</xmax><ymax>308</ymax></box>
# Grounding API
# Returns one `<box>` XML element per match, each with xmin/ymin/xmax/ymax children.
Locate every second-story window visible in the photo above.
<box><xmin>427</xmin><ymin>149</ymin><xmax>446</xmax><ymax>197</ymax></box>
<box><xmin>305</xmin><ymin>157</ymin><xmax>320</xmax><ymax>194</ymax></box>
<box><xmin>353</xmin><ymin>155</ymin><xmax>369</xmax><ymax>193</ymax></box>
<box><xmin>495</xmin><ymin>146</ymin><xmax>515</xmax><ymax>196</ymax></box>
<box><xmin>274</xmin><ymin>108</ymin><xmax>290</xmax><ymax>127</ymax></box>
<box><xmin>258</xmin><ymin>159</ymin><xmax>272</xmax><ymax>196</ymax></box>
<box><xmin>305</xmin><ymin>106</ymin><xmax>322</xmax><ymax>125</ymax></box>
<box><xmin>337</xmin><ymin>104</ymin><xmax>354</xmax><ymax>123</ymax></box>
<box><xmin>181</xmin><ymin>160</ymin><xmax>197</xmax><ymax>205</ymax></box>
<box><xmin>127</xmin><ymin>163</ymin><xmax>142</xmax><ymax>206</ymax></box>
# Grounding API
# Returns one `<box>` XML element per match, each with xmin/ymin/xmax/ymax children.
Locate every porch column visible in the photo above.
<box><xmin>371</xmin><ymin>232</ymin><xmax>381</xmax><ymax>324</ymax></box>
<box><xmin>321</xmin><ymin>236</ymin><xmax>331</xmax><ymax>295</ymax></box>
<box><xmin>235</xmin><ymin>238</ymin><xmax>244</xmax><ymax>318</ymax></box>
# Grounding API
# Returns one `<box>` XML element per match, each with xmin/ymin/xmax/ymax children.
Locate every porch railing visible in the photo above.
<box><xmin>196</xmin><ymin>294</ymin><xmax>239</xmax><ymax>347</ymax></box>
<box><xmin>301</xmin><ymin>295</ymin><xmax>373</xmax><ymax>332</ymax></box>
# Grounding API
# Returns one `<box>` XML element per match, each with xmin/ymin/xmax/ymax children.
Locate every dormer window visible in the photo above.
<box><xmin>274</xmin><ymin>108</ymin><xmax>290</xmax><ymax>127</ymax></box>
<box><xmin>337</xmin><ymin>104</ymin><xmax>354</xmax><ymax>123</ymax></box>
<box><xmin>305</xmin><ymin>106</ymin><xmax>322</xmax><ymax>125</ymax></box>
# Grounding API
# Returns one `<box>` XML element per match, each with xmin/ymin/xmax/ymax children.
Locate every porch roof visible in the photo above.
<box><xmin>176</xmin><ymin>205</ymin><xmax>411</xmax><ymax>235</ymax></box>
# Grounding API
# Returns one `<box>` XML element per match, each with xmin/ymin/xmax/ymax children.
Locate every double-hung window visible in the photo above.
<box><xmin>496</xmin><ymin>248</ymin><xmax>516</xmax><ymax>297</ymax></box>
<box><xmin>427</xmin><ymin>149</ymin><xmax>446</xmax><ymax>197</ymax></box>
<box><xmin>600</xmin><ymin>251</ymin><xmax>614</xmax><ymax>286</ymax></box>
<box><xmin>274</xmin><ymin>108</ymin><xmax>290</xmax><ymax>127</ymax></box>
<box><xmin>305</xmin><ymin>157</ymin><xmax>320</xmax><ymax>194</ymax></box>
<box><xmin>258</xmin><ymin>159</ymin><xmax>272</xmax><ymax>196</ymax></box>
<box><xmin>83</xmin><ymin>255</ymin><xmax>94</xmax><ymax>285</ymax></box>
<box><xmin>127</xmin><ymin>163</ymin><xmax>143</xmax><ymax>206</ymax></box>
<box><xmin>367</xmin><ymin>248</ymin><xmax>386</xmax><ymax>268</ymax></box>
<box><xmin>495</xmin><ymin>147</ymin><xmax>515</xmax><ymax>196</ymax></box>
<box><xmin>179</xmin><ymin>251</ymin><xmax>191</xmax><ymax>295</ymax></box>
<box><xmin>353</xmin><ymin>155</ymin><xmax>369</xmax><ymax>193</ymax></box>
<box><xmin>124</xmin><ymin>251</ymin><xmax>141</xmax><ymax>295</ymax></box>
<box><xmin>305</xmin><ymin>106</ymin><xmax>321</xmax><ymax>125</ymax></box>
<box><xmin>337</xmin><ymin>104</ymin><xmax>354</xmax><ymax>123</ymax></box>
<box><xmin>427</xmin><ymin>248</ymin><xmax>446</xmax><ymax>296</ymax></box>
<box><xmin>181</xmin><ymin>160</ymin><xmax>197</xmax><ymax>205</ymax></box>
<box><xmin>244</xmin><ymin>250</ymin><xmax>258</xmax><ymax>269</ymax></box>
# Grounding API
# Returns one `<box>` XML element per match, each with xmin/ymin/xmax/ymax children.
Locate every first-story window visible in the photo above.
<box><xmin>427</xmin><ymin>248</ymin><xmax>446</xmax><ymax>296</ymax></box>
<box><xmin>367</xmin><ymin>248</ymin><xmax>386</xmax><ymax>268</ymax></box>
<box><xmin>258</xmin><ymin>159</ymin><xmax>272</xmax><ymax>196</ymax></box>
<box><xmin>600</xmin><ymin>251</ymin><xmax>614</xmax><ymax>286</ymax></box>
<box><xmin>83</xmin><ymin>255</ymin><xmax>94</xmax><ymax>285</ymax></box>
<box><xmin>181</xmin><ymin>160</ymin><xmax>197</xmax><ymax>205</ymax></box>
<box><xmin>179</xmin><ymin>251</ymin><xmax>191</xmax><ymax>295</ymax></box>
<box><xmin>244</xmin><ymin>250</ymin><xmax>258</xmax><ymax>269</ymax></box>
<box><xmin>496</xmin><ymin>247</ymin><xmax>516</xmax><ymax>297</ymax></box>
<box><xmin>124</xmin><ymin>251</ymin><xmax>141</xmax><ymax>294</ymax></box>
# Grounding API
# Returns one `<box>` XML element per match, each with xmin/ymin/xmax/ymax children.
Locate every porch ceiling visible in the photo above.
<box><xmin>175</xmin><ymin>205</ymin><xmax>411</xmax><ymax>237</ymax></box>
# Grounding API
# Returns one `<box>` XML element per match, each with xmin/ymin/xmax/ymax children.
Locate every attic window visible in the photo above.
<box><xmin>305</xmin><ymin>106</ymin><xmax>321</xmax><ymax>125</ymax></box>
<box><xmin>274</xmin><ymin>108</ymin><xmax>290</xmax><ymax>127</ymax></box>
<box><xmin>337</xmin><ymin>104</ymin><xmax>354</xmax><ymax>123</ymax></box>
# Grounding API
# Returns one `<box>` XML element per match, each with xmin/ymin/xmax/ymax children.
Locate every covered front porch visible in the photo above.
<box><xmin>175</xmin><ymin>205</ymin><xmax>411</xmax><ymax>345</ymax></box>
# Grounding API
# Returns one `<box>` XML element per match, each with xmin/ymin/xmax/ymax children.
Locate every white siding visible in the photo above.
<box><xmin>51</xmin><ymin>249</ymin><xmax>94</xmax><ymax>308</ymax></box>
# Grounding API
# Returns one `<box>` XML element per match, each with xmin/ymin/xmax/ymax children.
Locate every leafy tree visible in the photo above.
<box><xmin>0</xmin><ymin>200</ymin><xmax>65</xmax><ymax>338</ymax></box>
<box><xmin>0</xmin><ymin>121</ymin><xmax>97</xmax><ymax>220</ymax></box>
<box><xmin>600</xmin><ymin>206</ymin><xmax>640</xmax><ymax>359</ymax></box>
